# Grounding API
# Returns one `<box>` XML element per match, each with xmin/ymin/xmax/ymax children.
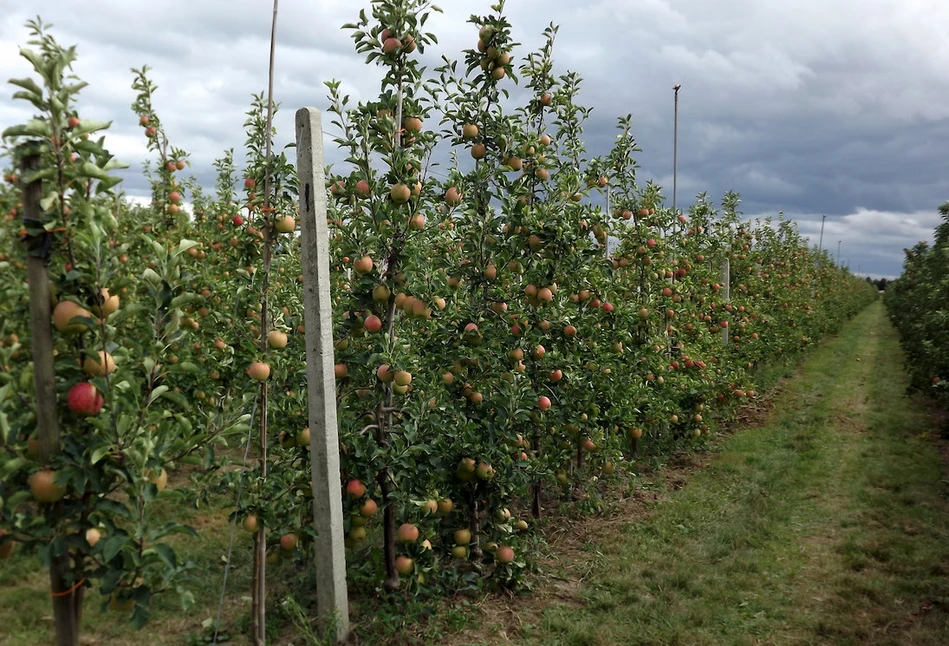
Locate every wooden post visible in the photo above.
<box><xmin>22</xmin><ymin>153</ymin><xmax>81</xmax><ymax>646</ymax></box>
<box><xmin>295</xmin><ymin>107</ymin><xmax>350</xmax><ymax>642</ymax></box>
<box><xmin>722</xmin><ymin>257</ymin><xmax>731</xmax><ymax>345</ymax></box>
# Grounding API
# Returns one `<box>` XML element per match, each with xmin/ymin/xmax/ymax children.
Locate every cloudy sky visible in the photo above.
<box><xmin>2</xmin><ymin>0</ymin><xmax>947</xmax><ymax>278</ymax></box>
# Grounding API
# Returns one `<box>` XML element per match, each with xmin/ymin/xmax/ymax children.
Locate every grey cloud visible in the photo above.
<box><xmin>2</xmin><ymin>0</ymin><xmax>947</xmax><ymax>279</ymax></box>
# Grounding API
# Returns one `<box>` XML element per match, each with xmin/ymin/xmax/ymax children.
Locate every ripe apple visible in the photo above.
<box><xmin>496</xmin><ymin>545</ymin><xmax>515</xmax><ymax>563</ymax></box>
<box><xmin>452</xmin><ymin>545</ymin><xmax>468</xmax><ymax>559</ymax></box>
<box><xmin>454</xmin><ymin>529</ymin><xmax>472</xmax><ymax>546</ymax></box>
<box><xmin>245</xmin><ymin>178</ymin><xmax>256</xmax><ymax>189</ymax></box>
<box><xmin>280</xmin><ymin>534</ymin><xmax>298</xmax><ymax>551</ymax></box>
<box><xmin>53</xmin><ymin>300</ymin><xmax>92</xmax><ymax>334</ymax></box>
<box><xmin>395</xmin><ymin>555</ymin><xmax>414</xmax><ymax>575</ymax></box>
<box><xmin>550</xmin><ymin>369</ymin><xmax>563</xmax><ymax>382</ymax></box>
<box><xmin>360</xmin><ymin>499</ymin><xmax>378</xmax><ymax>516</ymax></box>
<box><xmin>377</xmin><ymin>364</ymin><xmax>394</xmax><ymax>383</ymax></box>
<box><xmin>247</xmin><ymin>362</ymin><xmax>271</xmax><ymax>381</ymax></box>
<box><xmin>354</xmin><ymin>255</ymin><xmax>373</xmax><ymax>274</ymax></box>
<box><xmin>538</xmin><ymin>396</ymin><xmax>551</xmax><ymax>411</ymax></box>
<box><xmin>83</xmin><ymin>351</ymin><xmax>115</xmax><ymax>377</ymax></box>
<box><xmin>67</xmin><ymin>382</ymin><xmax>104</xmax><ymax>416</ymax></box>
<box><xmin>445</xmin><ymin>186</ymin><xmax>463</xmax><ymax>206</ymax></box>
<box><xmin>346</xmin><ymin>480</ymin><xmax>367</xmax><ymax>497</ymax></box>
<box><xmin>564</xmin><ymin>325</ymin><xmax>577</xmax><ymax>338</ymax></box>
<box><xmin>275</xmin><ymin>215</ymin><xmax>295</xmax><ymax>233</ymax></box>
<box><xmin>267</xmin><ymin>330</ymin><xmax>288</xmax><ymax>349</ymax></box>
<box><xmin>394</xmin><ymin>370</ymin><xmax>412</xmax><ymax>387</ymax></box>
<box><xmin>29</xmin><ymin>469</ymin><xmax>65</xmax><ymax>502</ymax></box>
<box><xmin>471</xmin><ymin>143</ymin><xmax>487</xmax><ymax>159</ymax></box>
<box><xmin>462</xmin><ymin>123</ymin><xmax>479</xmax><ymax>138</ymax></box>
<box><xmin>91</xmin><ymin>288</ymin><xmax>120</xmax><ymax>317</ymax></box>
<box><xmin>232</xmin><ymin>215</ymin><xmax>244</xmax><ymax>226</ymax></box>
<box><xmin>242</xmin><ymin>515</ymin><xmax>259</xmax><ymax>532</ymax></box>
<box><xmin>390</xmin><ymin>183</ymin><xmax>411</xmax><ymax>203</ymax></box>
<box><xmin>397</xmin><ymin>523</ymin><xmax>419</xmax><ymax>543</ymax></box>
<box><xmin>437</xmin><ymin>498</ymin><xmax>453</xmax><ymax>514</ymax></box>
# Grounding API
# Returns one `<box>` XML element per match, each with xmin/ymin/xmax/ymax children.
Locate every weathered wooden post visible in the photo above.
<box><xmin>295</xmin><ymin>106</ymin><xmax>350</xmax><ymax>642</ymax></box>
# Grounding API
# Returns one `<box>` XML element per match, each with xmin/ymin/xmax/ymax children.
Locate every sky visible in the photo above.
<box><xmin>1</xmin><ymin>0</ymin><xmax>947</xmax><ymax>279</ymax></box>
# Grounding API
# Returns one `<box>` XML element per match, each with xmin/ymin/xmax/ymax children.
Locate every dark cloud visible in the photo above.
<box><xmin>2</xmin><ymin>0</ymin><xmax>947</xmax><ymax>278</ymax></box>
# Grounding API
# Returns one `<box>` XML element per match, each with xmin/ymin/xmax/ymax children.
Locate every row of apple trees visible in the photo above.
<box><xmin>884</xmin><ymin>202</ymin><xmax>949</xmax><ymax>407</ymax></box>
<box><xmin>0</xmin><ymin>1</ymin><xmax>876</xmax><ymax>642</ymax></box>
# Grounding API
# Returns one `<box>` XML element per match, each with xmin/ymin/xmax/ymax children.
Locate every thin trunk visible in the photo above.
<box><xmin>251</xmin><ymin>3</ymin><xmax>279</xmax><ymax>643</ymax></box>
<box><xmin>468</xmin><ymin>486</ymin><xmax>482</xmax><ymax>561</ymax></box>
<box><xmin>531</xmin><ymin>432</ymin><xmax>541</xmax><ymax>518</ymax></box>
<box><xmin>23</xmin><ymin>153</ymin><xmax>82</xmax><ymax>645</ymax></box>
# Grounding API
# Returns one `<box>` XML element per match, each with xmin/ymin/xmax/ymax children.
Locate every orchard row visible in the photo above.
<box><xmin>0</xmin><ymin>1</ymin><xmax>876</xmax><ymax>642</ymax></box>
<box><xmin>884</xmin><ymin>202</ymin><xmax>949</xmax><ymax>407</ymax></box>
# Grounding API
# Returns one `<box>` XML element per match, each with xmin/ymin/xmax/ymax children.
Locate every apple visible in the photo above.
<box><xmin>394</xmin><ymin>370</ymin><xmax>412</xmax><ymax>387</ymax></box>
<box><xmin>91</xmin><ymin>288</ymin><xmax>120</xmax><ymax>317</ymax></box>
<box><xmin>232</xmin><ymin>215</ymin><xmax>244</xmax><ymax>226</ymax></box>
<box><xmin>564</xmin><ymin>325</ymin><xmax>577</xmax><ymax>338</ymax></box>
<box><xmin>452</xmin><ymin>545</ymin><xmax>468</xmax><ymax>559</ymax></box>
<box><xmin>139</xmin><ymin>114</ymin><xmax>150</xmax><ymax>126</ymax></box>
<box><xmin>390</xmin><ymin>183</ymin><xmax>411</xmax><ymax>203</ymax></box>
<box><xmin>247</xmin><ymin>362</ymin><xmax>271</xmax><ymax>381</ymax></box>
<box><xmin>437</xmin><ymin>498</ymin><xmax>453</xmax><ymax>514</ymax></box>
<box><xmin>275</xmin><ymin>215</ymin><xmax>295</xmax><ymax>233</ymax></box>
<box><xmin>496</xmin><ymin>546</ymin><xmax>515</xmax><ymax>564</ymax></box>
<box><xmin>83</xmin><ymin>351</ymin><xmax>116</xmax><ymax>377</ymax></box>
<box><xmin>397</xmin><ymin>523</ymin><xmax>419</xmax><ymax>543</ymax></box>
<box><xmin>148</xmin><ymin>468</ymin><xmax>168</xmax><ymax>492</ymax></box>
<box><xmin>471</xmin><ymin>143</ymin><xmax>487</xmax><ymax>159</ymax></box>
<box><xmin>476</xmin><ymin>462</ymin><xmax>494</xmax><ymax>480</ymax></box>
<box><xmin>382</xmin><ymin>37</ymin><xmax>402</xmax><ymax>54</ymax></box>
<box><xmin>395</xmin><ymin>555</ymin><xmax>414</xmax><ymax>575</ymax></box>
<box><xmin>242</xmin><ymin>515</ymin><xmax>259</xmax><ymax>532</ymax></box>
<box><xmin>53</xmin><ymin>300</ymin><xmax>92</xmax><ymax>334</ymax></box>
<box><xmin>354</xmin><ymin>255</ymin><xmax>374</xmax><ymax>274</ymax></box>
<box><xmin>445</xmin><ymin>186</ymin><xmax>463</xmax><ymax>206</ymax></box>
<box><xmin>462</xmin><ymin>123</ymin><xmax>479</xmax><ymax>138</ymax></box>
<box><xmin>364</xmin><ymin>314</ymin><xmax>383</xmax><ymax>333</ymax></box>
<box><xmin>267</xmin><ymin>330</ymin><xmax>288</xmax><ymax>349</ymax></box>
<box><xmin>67</xmin><ymin>382</ymin><xmax>104</xmax><ymax>416</ymax></box>
<box><xmin>360</xmin><ymin>499</ymin><xmax>378</xmax><ymax>516</ymax></box>
<box><xmin>377</xmin><ymin>364</ymin><xmax>394</xmax><ymax>383</ymax></box>
<box><xmin>454</xmin><ymin>529</ymin><xmax>472</xmax><ymax>545</ymax></box>
<box><xmin>550</xmin><ymin>369</ymin><xmax>563</xmax><ymax>382</ymax></box>
<box><xmin>280</xmin><ymin>534</ymin><xmax>298</xmax><ymax>551</ymax></box>
<box><xmin>29</xmin><ymin>470</ymin><xmax>65</xmax><ymax>503</ymax></box>
<box><xmin>538</xmin><ymin>396</ymin><xmax>551</xmax><ymax>411</ymax></box>
<box><xmin>346</xmin><ymin>480</ymin><xmax>367</xmax><ymax>497</ymax></box>
<box><xmin>245</xmin><ymin>177</ymin><xmax>256</xmax><ymax>189</ymax></box>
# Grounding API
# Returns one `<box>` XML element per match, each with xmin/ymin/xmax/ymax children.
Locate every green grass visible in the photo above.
<box><xmin>470</xmin><ymin>301</ymin><xmax>949</xmax><ymax>645</ymax></box>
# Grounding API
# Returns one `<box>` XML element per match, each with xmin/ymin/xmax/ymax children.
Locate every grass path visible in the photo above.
<box><xmin>467</xmin><ymin>301</ymin><xmax>949</xmax><ymax>646</ymax></box>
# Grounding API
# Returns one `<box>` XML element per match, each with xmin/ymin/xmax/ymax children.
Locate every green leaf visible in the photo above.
<box><xmin>9</xmin><ymin>77</ymin><xmax>43</xmax><ymax>96</ymax></box>
<box><xmin>173</xmin><ymin>239</ymin><xmax>199</xmax><ymax>257</ymax></box>
<box><xmin>147</xmin><ymin>385</ymin><xmax>169</xmax><ymax>406</ymax></box>
<box><xmin>73</xmin><ymin>119</ymin><xmax>111</xmax><ymax>136</ymax></box>
<box><xmin>90</xmin><ymin>445</ymin><xmax>111</xmax><ymax>465</ymax></box>
<box><xmin>101</xmin><ymin>534</ymin><xmax>128</xmax><ymax>563</ymax></box>
<box><xmin>77</xmin><ymin>162</ymin><xmax>111</xmax><ymax>181</ymax></box>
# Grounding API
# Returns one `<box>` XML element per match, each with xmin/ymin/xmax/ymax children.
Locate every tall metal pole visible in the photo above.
<box><xmin>817</xmin><ymin>214</ymin><xmax>826</xmax><ymax>254</ymax></box>
<box><xmin>672</xmin><ymin>84</ymin><xmax>681</xmax><ymax>213</ymax></box>
<box><xmin>837</xmin><ymin>240</ymin><xmax>842</xmax><ymax>266</ymax></box>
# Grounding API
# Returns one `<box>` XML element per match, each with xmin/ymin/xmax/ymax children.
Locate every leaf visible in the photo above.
<box><xmin>142</xmin><ymin>268</ymin><xmax>161</xmax><ymax>285</ymax></box>
<box><xmin>9</xmin><ymin>77</ymin><xmax>43</xmax><ymax>96</ymax></box>
<box><xmin>152</xmin><ymin>543</ymin><xmax>178</xmax><ymax>568</ymax></box>
<box><xmin>77</xmin><ymin>162</ymin><xmax>111</xmax><ymax>181</ymax></box>
<box><xmin>73</xmin><ymin>119</ymin><xmax>111</xmax><ymax>136</ymax></box>
<box><xmin>101</xmin><ymin>534</ymin><xmax>128</xmax><ymax>563</ymax></box>
<box><xmin>147</xmin><ymin>385</ymin><xmax>169</xmax><ymax>406</ymax></box>
<box><xmin>173</xmin><ymin>239</ymin><xmax>199</xmax><ymax>257</ymax></box>
<box><xmin>90</xmin><ymin>445</ymin><xmax>111</xmax><ymax>465</ymax></box>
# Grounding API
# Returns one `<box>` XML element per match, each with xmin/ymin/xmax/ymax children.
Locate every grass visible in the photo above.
<box><xmin>461</xmin><ymin>300</ymin><xmax>949</xmax><ymax>645</ymax></box>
